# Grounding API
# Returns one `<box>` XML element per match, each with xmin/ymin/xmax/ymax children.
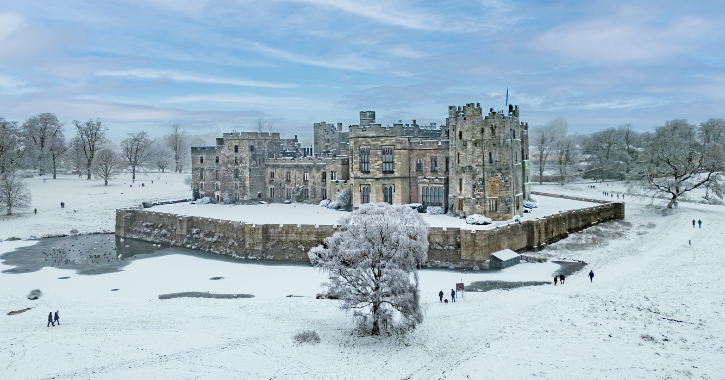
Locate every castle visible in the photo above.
<box><xmin>190</xmin><ymin>104</ymin><xmax>531</xmax><ymax>220</ymax></box>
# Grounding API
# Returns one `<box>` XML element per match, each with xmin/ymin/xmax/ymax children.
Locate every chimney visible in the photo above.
<box><xmin>337</xmin><ymin>123</ymin><xmax>342</xmax><ymax>131</ymax></box>
<box><xmin>413</xmin><ymin>119</ymin><xmax>417</xmax><ymax>125</ymax></box>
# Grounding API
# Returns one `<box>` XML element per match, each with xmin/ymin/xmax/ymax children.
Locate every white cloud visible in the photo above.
<box><xmin>0</xmin><ymin>75</ymin><xmax>40</xmax><ymax>95</ymax></box>
<box><xmin>96</xmin><ymin>69</ymin><xmax>298</xmax><ymax>88</ymax></box>
<box><xmin>0</xmin><ymin>12</ymin><xmax>25</xmax><ymax>40</ymax></box>
<box><xmin>163</xmin><ymin>94</ymin><xmax>332</xmax><ymax>110</ymax></box>
<box><xmin>245</xmin><ymin>41</ymin><xmax>383</xmax><ymax>72</ymax></box>
<box><xmin>530</xmin><ymin>10</ymin><xmax>714</xmax><ymax>64</ymax></box>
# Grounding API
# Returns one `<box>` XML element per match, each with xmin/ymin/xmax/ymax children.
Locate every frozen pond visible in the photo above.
<box><xmin>0</xmin><ymin>236</ymin><xmax>582</xmax><ymax>301</ymax></box>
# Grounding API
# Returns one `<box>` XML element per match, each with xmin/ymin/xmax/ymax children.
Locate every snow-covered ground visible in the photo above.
<box><xmin>0</xmin><ymin>172</ymin><xmax>191</xmax><ymax>241</ymax></box>
<box><xmin>1</xmin><ymin>181</ymin><xmax>724</xmax><ymax>379</ymax></box>
<box><xmin>149</xmin><ymin>195</ymin><xmax>597</xmax><ymax>230</ymax></box>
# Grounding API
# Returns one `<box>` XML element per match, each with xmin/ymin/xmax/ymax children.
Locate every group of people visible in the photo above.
<box><xmin>438</xmin><ymin>289</ymin><xmax>456</xmax><ymax>303</ymax></box>
<box><xmin>692</xmin><ymin>219</ymin><xmax>703</xmax><ymax>228</ymax></box>
<box><xmin>47</xmin><ymin>311</ymin><xmax>60</xmax><ymax>327</ymax></box>
<box><xmin>554</xmin><ymin>270</ymin><xmax>595</xmax><ymax>285</ymax></box>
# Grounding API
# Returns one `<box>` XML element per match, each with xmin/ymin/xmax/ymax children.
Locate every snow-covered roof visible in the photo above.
<box><xmin>491</xmin><ymin>249</ymin><xmax>520</xmax><ymax>261</ymax></box>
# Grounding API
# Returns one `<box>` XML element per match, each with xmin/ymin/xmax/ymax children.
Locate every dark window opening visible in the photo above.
<box><xmin>359</xmin><ymin>147</ymin><xmax>370</xmax><ymax>173</ymax></box>
<box><xmin>215</xmin><ymin>156</ymin><xmax>219</xmax><ymax>164</ymax></box>
<box><xmin>416</xmin><ymin>158</ymin><xmax>423</xmax><ymax>171</ymax></box>
<box><xmin>382</xmin><ymin>147</ymin><xmax>394</xmax><ymax>173</ymax></box>
<box><xmin>362</xmin><ymin>186</ymin><xmax>370</xmax><ymax>204</ymax></box>
<box><xmin>431</xmin><ymin>157</ymin><xmax>438</xmax><ymax>172</ymax></box>
<box><xmin>383</xmin><ymin>185</ymin><xmax>393</xmax><ymax>204</ymax></box>
<box><xmin>234</xmin><ymin>145</ymin><xmax>238</xmax><ymax>153</ymax></box>
<box><xmin>489</xmin><ymin>152</ymin><xmax>493</xmax><ymax>164</ymax></box>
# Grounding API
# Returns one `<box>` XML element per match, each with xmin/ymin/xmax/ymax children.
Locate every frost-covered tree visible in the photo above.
<box><xmin>293</xmin><ymin>184</ymin><xmax>304</xmax><ymax>203</ymax></box>
<box><xmin>308</xmin><ymin>203</ymin><xmax>429</xmax><ymax>335</ymax></box>
<box><xmin>584</xmin><ymin>127</ymin><xmax>622</xmax><ymax>180</ymax></box>
<box><xmin>164</xmin><ymin>124</ymin><xmax>188</xmax><ymax>173</ymax></box>
<box><xmin>93</xmin><ymin>148</ymin><xmax>121</xmax><ymax>186</ymax></box>
<box><xmin>628</xmin><ymin>119</ymin><xmax>725</xmax><ymax>208</ymax></box>
<box><xmin>335</xmin><ymin>188</ymin><xmax>351</xmax><ymax>211</ymax></box>
<box><xmin>0</xmin><ymin>118</ymin><xmax>24</xmax><ymax>174</ymax></box>
<box><xmin>0</xmin><ymin>169</ymin><xmax>31</xmax><ymax>215</ymax></box>
<box><xmin>698</xmin><ymin>118</ymin><xmax>725</xmax><ymax>144</ymax></box>
<box><xmin>22</xmin><ymin>113</ymin><xmax>64</xmax><ymax>175</ymax></box>
<box><xmin>149</xmin><ymin>138</ymin><xmax>172</xmax><ymax>172</ymax></box>
<box><xmin>48</xmin><ymin>130</ymin><xmax>67</xmax><ymax>179</ymax></box>
<box><xmin>554</xmin><ymin>134</ymin><xmax>580</xmax><ymax>183</ymax></box>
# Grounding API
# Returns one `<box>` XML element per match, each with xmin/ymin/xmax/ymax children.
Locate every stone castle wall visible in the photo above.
<box><xmin>116</xmin><ymin>197</ymin><xmax>625</xmax><ymax>268</ymax></box>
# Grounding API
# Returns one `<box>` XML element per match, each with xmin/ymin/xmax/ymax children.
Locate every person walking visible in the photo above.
<box><xmin>450</xmin><ymin>289</ymin><xmax>456</xmax><ymax>303</ymax></box>
<box><xmin>53</xmin><ymin>310</ymin><xmax>60</xmax><ymax>325</ymax></box>
<box><xmin>692</xmin><ymin>219</ymin><xmax>696</xmax><ymax>228</ymax></box>
<box><xmin>47</xmin><ymin>312</ymin><xmax>54</xmax><ymax>327</ymax></box>
<box><xmin>554</xmin><ymin>275</ymin><xmax>558</xmax><ymax>285</ymax></box>
<box><xmin>588</xmin><ymin>270</ymin><xmax>594</xmax><ymax>282</ymax></box>
<box><xmin>559</xmin><ymin>274</ymin><xmax>566</xmax><ymax>284</ymax></box>
<box><xmin>698</xmin><ymin>219</ymin><xmax>702</xmax><ymax>228</ymax></box>
<box><xmin>439</xmin><ymin>290</ymin><xmax>444</xmax><ymax>303</ymax></box>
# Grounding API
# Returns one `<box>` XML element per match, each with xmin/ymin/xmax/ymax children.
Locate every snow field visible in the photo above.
<box><xmin>1</xmin><ymin>181</ymin><xmax>723</xmax><ymax>379</ymax></box>
<box><xmin>0</xmin><ymin>172</ymin><xmax>192</xmax><ymax>241</ymax></box>
<box><xmin>150</xmin><ymin>194</ymin><xmax>597</xmax><ymax>230</ymax></box>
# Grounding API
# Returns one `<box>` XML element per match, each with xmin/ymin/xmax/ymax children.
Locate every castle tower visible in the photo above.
<box><xmin>448</xmin><ymin>103</ymin><xmax>528</xmax><ymax>220</ymax></box>
<box><xmin>359</xmin><ymin>111</ymin><xmax>375</xmax><ymax>127</ymax></box>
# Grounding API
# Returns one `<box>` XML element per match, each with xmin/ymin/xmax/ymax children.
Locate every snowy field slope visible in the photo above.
<box><xmin>0</xmin><ymin>172</ymin><xmax>191</xmax><ymax>241</ymax></box>
<box><xmin>1</xmin><ymin>181</ymin><xmax>724</xmax><ymax>379</ymax></box>
<box><xmin>150</xmin><ymin>195</ymin><xmax>596</xmax><ymax>230</ymax></box>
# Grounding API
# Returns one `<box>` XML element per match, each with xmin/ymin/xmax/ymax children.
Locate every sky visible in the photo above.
<box><xmin>1</xmin><ymin>0</ymin><xmax>724</xmax><ymax>142</ymax></box>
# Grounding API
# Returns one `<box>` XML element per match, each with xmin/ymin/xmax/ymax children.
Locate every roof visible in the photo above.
<box><xmin>491</xmin><ymin>249</ymin><xmax>520</xmax><ymax>262</ymax></box>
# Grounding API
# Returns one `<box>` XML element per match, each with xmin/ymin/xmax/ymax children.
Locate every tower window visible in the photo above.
<box><xmin>361</xmin><ymin>186</ymin><xmax>370</xmax><ymax>204</ymax></box>
<box><xmin>459</xmin><ymin>178</ymin><xmax>462</xmax><ymax>192</ymax></box>
<box><xmin>234</xmin><ymin>145</ymin><xmax>238</xmax><ymax>153</ymax></box>
<box><xmin>382</xmin><ymin>147</ymin><xmax>394</xmax><ymax>173</ymax></box>
<box><xmin>200</xmin><ymin>156</ymin><xmax>203</xmax><ymax>164</ymax></box>
<box><xmin>359</xmin><ymin>147</ymin><xmax>370</xmax><ymax>173</ymax></box>
<box><xmin>250</xmin><ymin>145</ymin><xmax>254</xmax><ymax>152</ymax></box>
<box><xmin>459</xmin><ymin>131</ymin><xmax>462</xmax><ymax>140</ymax></box>
<box><xmin>431</xmin><ymin>157</ymin><xmax>438</xmax><ymax>172</ymax></box>
<box><xmin>322</xmin><ymin>172</ymin><xmax>326</xmax><ymax>182</ymax></box>
<box><xmin>416</xmin><ymin>158</ymin><xmax>423</xmax><ymax>171</ymax></box>
<box><xmin>489</xmin><ymin>152</ymin><xmax>493</xmax><ymax>164</ymax></box>
<box><xmin>383</xmin><ymin>185</ymin><xmax>393</xmax><ymax>204</ymax></box>
<box><xmin>215</xmin><ymin>156</ymin><xmax>219</xmax><ymax>164</ymax></box>
<box><xmin>199</xmin><ymin>168</ymin><xmax>204</xmax><ymax>180</ymax></box>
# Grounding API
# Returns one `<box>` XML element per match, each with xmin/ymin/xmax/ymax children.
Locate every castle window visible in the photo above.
<box><xmin>458</xmin><ymin>198</ymin><xmax>463</xmax><ymax>210</ymax></box>
<box><xmin>215</xmin><ymin>156</ymin><xmax>219</xmax><ymax>164</ymax></box>
<box><xmin>457</xmin><ymin>153</ymin><xmax>460</xmax><ymax>164</ymax></box>
<box><xmin>286</xmin><ymin>172</ymin><xmax>291</xmax><ymax>181</ymax></box>
<box><xmin>270</xmin><ymin>171</ymin><xmax>275</xmax><ymax>180</ymax></box>
<box><xmin>215</xmin><ymin>170</ymin><xmax>219</xmax><ymax>180</ymax></box>
<box><xmin>382</xmin><ymin>147</ymin><xmax>394</xmax><ymax>173</ymax></box>
<box><xmin>383</xmin><ymin>185</ymin><xmax>393</xmax><ymax>204</ymax></box>
<box><xmin>250</xmin><ymin>145</ymin><xmax>254</xmax><ymax>152</ymax></box>
<box><xmin>235</xmin><ymin>156</ymin><xmax>238</xmax><ymax>164</ymax></box>
<box><xmin>489</xmin><ymin>152</ymin><xmax>493</xmax><ymax>164</ymax></box>
<box><xmin>446</xmin><ymin>157</ymin><xmax>449</xmax><ymax>172</ymax></box>
<box><xmin>304</xmin><ymin>188</ymin><xmax>309</xmax><ymax>199</ymax></box>
<box><xmin>459</xmin><ymin>178</ymin><xmax>462</xmax><ymax>192</ymax></box>
<box><xmin>488</xmin><ymin>198</ymin><xmax>498</xmax><ymax>212</ymax></box>
<box><xmin>513</xmin><ymin>130</ymin><xmax>516</xmax><ymax>139</ymax></box>
<box><xmin>234</xmin><ymin>169</ymin><xmax>239</xmax><ymax>179</ymax></box>
<box><xmin>431</xmin><ymin>157</ymin><xmax>438</xmax><ymax>172</ymax></box>
<box><xmin>361</xmin><ymin>186</ymin><xmax>370</xmax><ymax>204</ymax></box>
<box><xmin>322</xmin><ymin>188</ymin><xmax>327</xmax><ymax>199</ymax></box>
<box><xmin>322</xmin><ymin>172</ymin><xmax>326</xmax><ymax>182</ymax></box>
<box><xmin>359</xmin><ymin>147</ymin><xmax>370</xmax><ymax>173</ymax></box>
<box><xmin>199</xmin><ymin>168</ymin><xmax>204</xmax><ymax>180</ymax></box>
<box><xmin>215</xmin><ymin>183</ymin><xmax>219</xmax><ymax>191</ymax></box>
<box><xmin>234</xmin><ymin>145</ymin><xmax>238</xmax><ymax>153</ymax></box>
<box><xmin>331</xmin><ymin>171</ymin><xmax>337</xmax><ymax>180</ymax></box>
<box><xmin>200</xmin><ymin>182</ymin><xmax>204</xmax><ymax>191</ymax></box>
<box><xmin>491</xmin><ymin>127</ymin><xmax>495</xmax><ymax>137</ymax></box>
<box><xmin>270</xmin><ymin>187</ymin><xmax>275</xmax><ymax>199</ymax></box>
<box><xmin>287</xmin><ymin>188</ymin><xmax>291</xmax><ymax>199</ymax></box>
<box><xmin>303</xmin><ymin>172</ymin><xmax>309</xmax><ymax>181</ymax></box>
<box><xmin>421</xmin><ymin>187</ymin><xmax>443</xmax><ymax>206</ymax></box>
<box><xmin>459</xmin><ymin>131</ymin><xmax>462</xmax><ymax>140</ymax></box>
<box><xmin>200</xmin><ymin>156</ymin><xmax>203</xmax><ymax>164</ymax></box>
<box><xmin>235</xmin><ymin>182</ymin><xmax>239</xmax><ymax>190</ymax></box>
<box><xmin>416</xmin><ymin>158</ymin><xmax>423</xmax><ymax>171</ymax></box>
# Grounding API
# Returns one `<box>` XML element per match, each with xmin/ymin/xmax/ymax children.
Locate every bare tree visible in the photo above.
<box><xmin>74</xmin><ymin>118</ymin><xmax>108</xmax><ymax>180</ymax></box>
<box><xmin>164</xmin><ymin>124</ymin><xmax>188</xmax><ymax>173</ymax></box>
<box><xmin>94</xmin><ymin>148</ymin><xmax>122</xmax><ymax>186</ymax></box>
<box><xmin>555</xmin><ymin>134</ymin><xmax>580</xmax><ymax>183</ymax></box>
<box><xmin>585</xmin><ymin>128</ymin><xmax>621</xmax><ymax>180</ymax></box>
<box><xmin>67</xmin><ymin>136</ymin><xmax>86</xmax><ymax>177</ymax></box>
<box><xmin>48</xmin><ymin>130</ymin><xmax>68</xmax><ymax>179</ymax></box>
<box><xmin>121</xmin><ymin>131</ymin><xmax>152</xmax><ymax>180</ymax></box>
<box><xmin>698</xmin><ymin>118</ymin><xmax>725</xmax><ymax>144</ymax></box>
<box><xmin>149</xmin><ymin>138</ymin><xmax>172</xmax><ymax>172</ymax></box>
<box><xmin>628</xmin><ymin>119</ymin><xmax>725</xmax><ymax>208</ymax></box>
<box><xmin>22</xmin><ymin>113</ymin><xmax>64</xmax><ymax>175</ymax></box>
<box><xmin>0</xmin><ymin>169</ymin><xmax>32</xmax><ymax>215</ymax></box>
<box><xmin>617</xmin><ymin>124</ymin><xmax>640</xmax><ymax>176</ymax></box>
<box><xmin>308</xmin><ymin>203</ymin><xmax>429</xmax><ymax>335</ymax></box>
<box><xmin>531</xmin><ymin>118</ymin><xmax>568</xmax><ymax>184</ymax></box>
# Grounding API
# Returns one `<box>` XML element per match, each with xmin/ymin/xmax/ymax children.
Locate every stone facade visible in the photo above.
<box><xmin>191</xmin><ymin>104</ymin><xmax>531</xmax><ymax>221</ymax></box>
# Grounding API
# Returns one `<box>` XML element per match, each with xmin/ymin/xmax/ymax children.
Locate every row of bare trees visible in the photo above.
<box><xmin>531</xmin><ymin>117</ymin><xmax>725</xmax><ymax>207</ymax></box>
<box><xmin>0</xmin><ymin>112</ymin><xmax>206</xmax><ymax>214</ymax></box>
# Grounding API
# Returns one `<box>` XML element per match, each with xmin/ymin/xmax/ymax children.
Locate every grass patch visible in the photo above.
<box><xmin>294</xmin><ymin>330</ymin><xmax>321</xmax><ymax>344</ymax></box>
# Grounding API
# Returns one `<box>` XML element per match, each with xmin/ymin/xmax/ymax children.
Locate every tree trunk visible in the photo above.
<box><xmin>132</xmin><ymin>165</ymin><xmax>136</xmax><ymax>180</ymax></box>
<box><xmin>87</xmin><ymin>161</ymin><xmax>92</xmax><ymax>180</ymax></box>
<box><xmin>667</xmin><ymin>195</ymin><xmax>677</xmax><ymax>208</ymax></box>
<box><xmin>104</xmin><ymin>178</ymin><xmax>108</xmax><ymax>186</ymax></box>
<box><xmin>371</xmin><ymin>303</ymin><xmax>380</xmax><ymax>335</ymax></box>
<box><xmin>52</xmin><ymin>156</ymin><xmax>57</xmax><ymax>179</ymax></box>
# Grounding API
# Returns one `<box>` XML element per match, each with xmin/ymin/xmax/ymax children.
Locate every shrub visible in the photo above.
<box><xmin>426</xmin><ymin>206</ymin><xmax>445</xmax><ymax>215</ymax></box>
<box><xmin>319</xmin><ymin>199</ymin><xmax>331</xmax><ymax>207</ymax></box>
<box><xmin>465</xmin><ymin>214</ymin><xmax>492</xmax><ymax>225</ymax></box>
<box><xmin>326</xmin><ymin>201</ymin><xmax>339</xmax><ymax>210</ymax></box>
<box><xmin>192</xmin><ymin>197</ymin><xmax>211</xmax><ymax>205</ymax></box>
<box><xmin>294</xmin><ymin>330</ymin><xmax>321</xmax><ymax>344</ymax></box>
<box><xmin>69</xmin><ymin>228</ymin><xmax>80</xmax><ymax>235</ymax></box>
<box><xmin>335</xmin><ymin>188</ymin><xmax>351</xmax><ymax>211</ymax></box>
<box><xmin>27</xmin><ymin>289</ymin><xmax>42</xmax><ymax>300</ymax></box>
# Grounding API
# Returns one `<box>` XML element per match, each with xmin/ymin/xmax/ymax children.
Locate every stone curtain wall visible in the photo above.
<box><xmin>116</xmin><ymin>198</ymin><xmax>624</xmax><ymax>268</ymax></box>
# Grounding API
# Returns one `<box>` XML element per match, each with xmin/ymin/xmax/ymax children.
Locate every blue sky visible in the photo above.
<box><xmin>1</xmin><ymin>0</ymin><xmax>723</xmax><ymax>142</ymax></box>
